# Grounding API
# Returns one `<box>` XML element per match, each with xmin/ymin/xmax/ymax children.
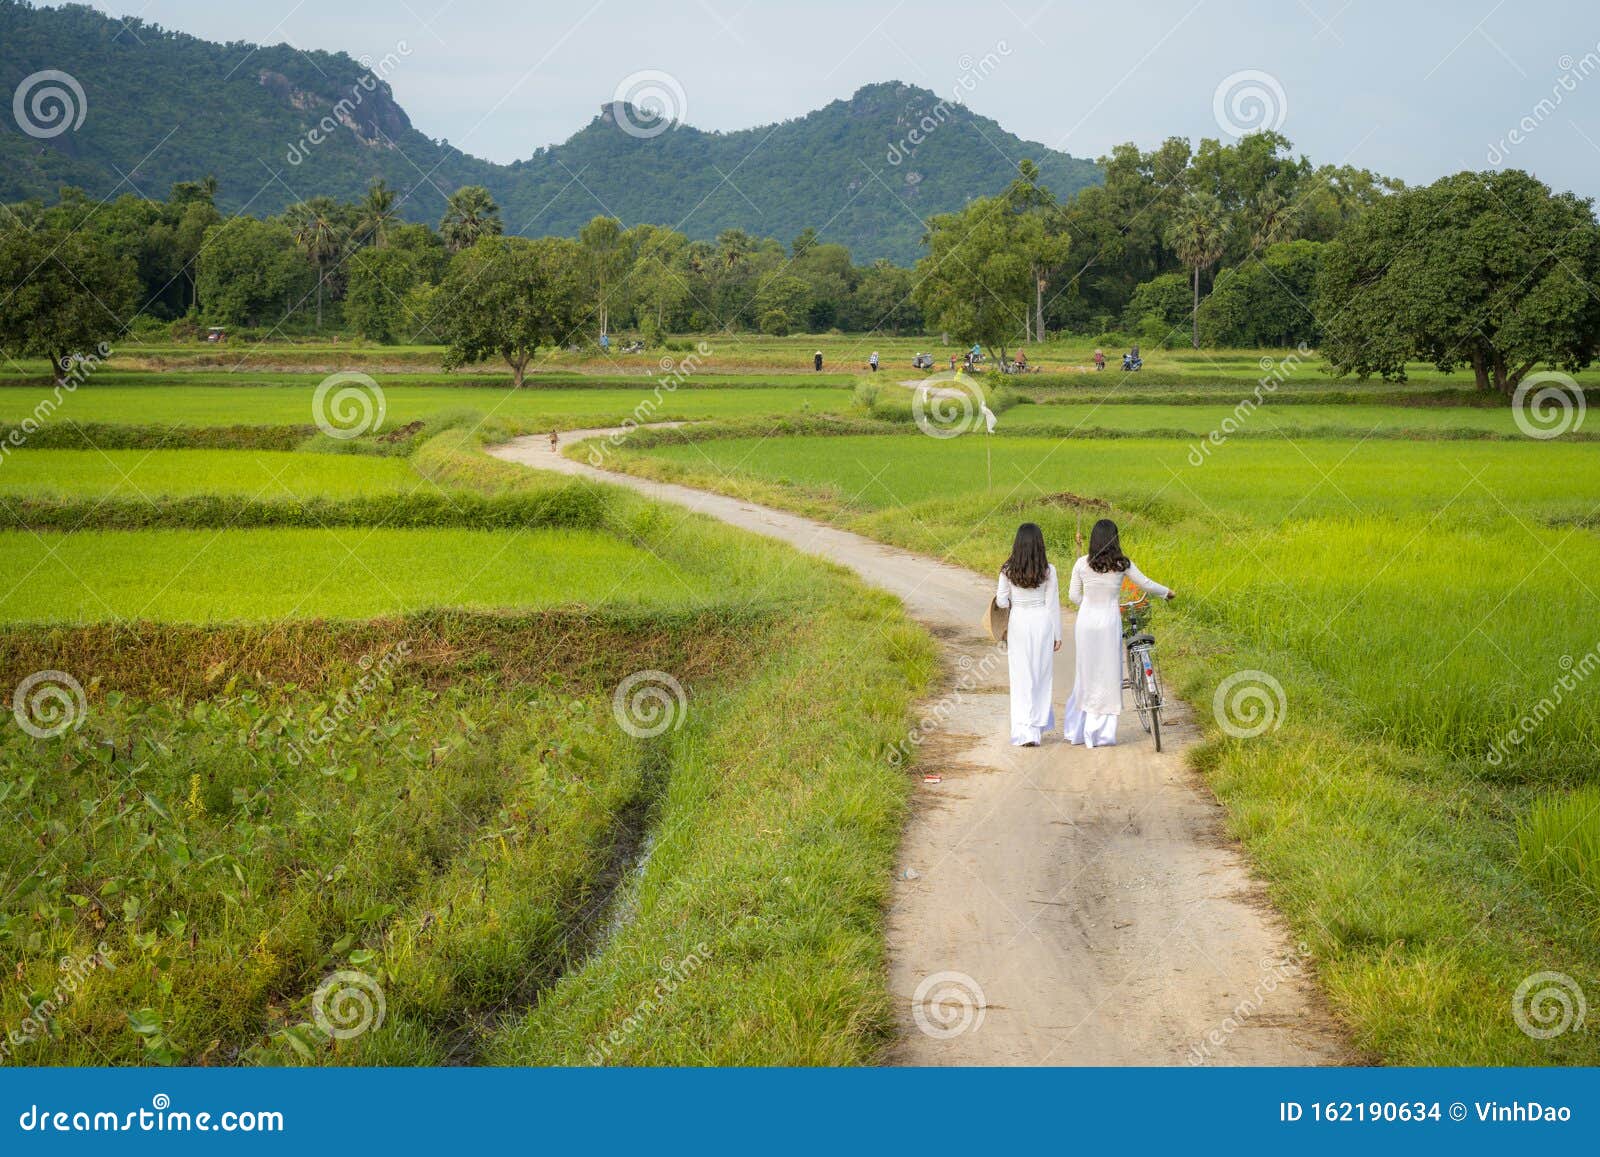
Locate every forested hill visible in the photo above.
<box><xmin>0</xmin><ymin>1</ymin><xmax>1101</xmax><ymax>262</ymax></box>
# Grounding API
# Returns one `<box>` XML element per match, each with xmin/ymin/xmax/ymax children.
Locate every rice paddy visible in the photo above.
<box><xmin>0</xmin><ymin>382</ymin><xmax>851</xmax><ymax>431</ymax></box>
<box><xmin>2</xmin><ymin>348</ymin><xmax>1592</xmax><ymax>1066</ymax></box>
<box><xmin>607</xmin><ymin>423</ymin><xmax>1600</xmax><ymax>1064</ymax></box>
<box><xmin>0</xmin><ymin>449</ymin><xmax>422</xmax><ymax>499</ymax></box>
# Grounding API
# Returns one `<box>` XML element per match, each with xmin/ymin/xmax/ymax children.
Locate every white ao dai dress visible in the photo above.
<box><xmin>995</xmin><ymin>564</ymin><xmax>1062</xmax><ymax>746</ymax></box>
<box><xmin>1062</xmin><ymin>557</ymin><xmax>1171</xmax><ymax>747</ymax></box>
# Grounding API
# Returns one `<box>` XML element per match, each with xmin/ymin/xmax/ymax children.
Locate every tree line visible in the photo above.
<box><xmin>3</xmin><ymin>132</ymin><xmax>1597</xmax><ymax>396</ymax></box>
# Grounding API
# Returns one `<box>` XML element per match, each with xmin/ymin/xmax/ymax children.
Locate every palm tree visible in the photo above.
<box><xmin>286</xmin><ymin>197</ymin><xmax>344</xmax><ymax>328</ymax></box>
<box><xmin>1165</xmin><ymin>195</ymin><xmax>1229</xmax><ymax>349</ymax></box>
<box><xmin>440</xmin><ymin>186</ymin><xmax>502</xmax><ymax>252</ymax></box>
<box><xmin>1248</xmin><ymin>186</ymin><xmax>1298</xmax><ymax>251</ymax></box>
<box><xmin>358</xmin><ymin>179</ymin><xmax>399</xmax><ymax>248</ymax></box>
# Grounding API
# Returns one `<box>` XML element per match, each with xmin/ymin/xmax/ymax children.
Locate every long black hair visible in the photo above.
<box><xmin>1086</xmin><ymin>518</ymin><xmax>1131</xmax><ymax>574</ymax></box>
<box><xmin>1003</xmin><ymin>522</ymin><xmax>1050</xmax><ymax>589</ymax></box>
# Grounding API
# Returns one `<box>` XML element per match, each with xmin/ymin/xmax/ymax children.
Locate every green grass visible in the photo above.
<box><xmin>0</xmin><ymin>449</ymin><xmax>421</xmax><ymax>500</ymax></box>
<box><xmin>0</xmin><ymin>527</ymin><xmax>697</xmax><ymax>623</ymax></box>
<box><xmin>608</xmin><ymin>427</ymin><xmax>1600</xmax><ymax>1064</ymax></box>
<box><xmin>1006</xmin><ymin>402</ymin><xmax>1537</xmax><ymax>435</ymax></box>
<box><xmin>0</xmin><ymin>416</ymin><xmax>938</xmax><ymax>1066</ymax></box>
<box><xmin>10</xmin><ymin>332</ymin><xmax>1600</xmax><ymax>388</ymax></box>
<box><xmin>0</xmin><ymin>384</ymin><xmax>851</xmax><ymax>431</ymax></box>
<box><xmin>1518</xmin><ymin>786</ymin><xmax>1600</xmax><ymax>915</ymax></box>
<box><xmin>623</xmin><ymin>432</ymin><xmax>1600</xmax><ymax>524</ymax></box>
<box><xmin>0</xmin><ymin>668</ymin><xmax>647</xmax><ymax>1065</ymax></box>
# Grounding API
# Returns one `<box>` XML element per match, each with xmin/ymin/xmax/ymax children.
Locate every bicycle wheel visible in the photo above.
<box><xmin>1144</xmin><ymin>650</ymin><xmax>1165</xmax><ymax>753</ymax></box>
<box><xmin>1129</xmin><ymin>647</ymin><xmax>1153</xmax><ymax>735</ymax></box>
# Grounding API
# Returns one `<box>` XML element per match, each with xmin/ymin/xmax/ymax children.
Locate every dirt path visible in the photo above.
<box><xmin>492</xmin><ymin>429</ymin><xmax>1349</xmax><ymax>1066</ymax></box>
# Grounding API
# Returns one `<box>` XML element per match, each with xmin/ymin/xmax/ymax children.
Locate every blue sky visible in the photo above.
<box><xmin>79</xmin><ymin>0</ymin><xmax>1600</xmax><ymax>198</ymax></box>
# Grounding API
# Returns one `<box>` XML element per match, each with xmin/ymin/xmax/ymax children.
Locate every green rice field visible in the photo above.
<box><xmin>0</xmin><ymin>449</ymin><xmax>423</xmax><ymax>498</ymax></box>
<box><xmin>627</xmin><ymin>433</ymin><xmax>1599</xmax><ymax>523</ymax></box>
<box><xmin>0</xmin><ymin>527</ymin><xmax>695</xmax><ymax>623</ymax></box>
<box><xmin>0</xmin><ymin>383</ymin><xmax>851</xmax><ymax>431</ymax></box>
<box><xmin>606</xmin><ymin>425</ymin><xmax>1600</xmax><ymax>1064</ymax></box>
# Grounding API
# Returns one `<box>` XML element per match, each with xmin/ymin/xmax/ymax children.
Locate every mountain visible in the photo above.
<box><xmin>0</xmin><ymin>1</ymin><xmax>1101</xmax><ymax>262</ymax></box>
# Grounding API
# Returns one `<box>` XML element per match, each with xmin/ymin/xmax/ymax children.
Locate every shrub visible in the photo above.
<box><xmin>1121</xmin><ymin>272</ymin><xmax>1192</xmax><ymax>330</ymax></box>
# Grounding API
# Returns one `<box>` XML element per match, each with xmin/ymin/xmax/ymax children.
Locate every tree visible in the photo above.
<box><xmin>1245</xmin><ymin>186</ymin><xmax>1299</xmax><ymax>250</ymax></box>
<box><xmin>850</xmin><ymin>259</ymin><xmax>921</xmax><ymax>334</ymax></box>
<box><xmin>357</xmin><ymin>179</ymin><xmax>399</xmax><ymax>249</ymax></box>
<box><xmin>169</xmin><ymin>176</ymin><xmax>218</xmax><ymax>208</ymax></box>
<box><xmin>790</xmin><ymin>241</ymin><xmax>856</xmax><ymax>330</ymax></box>
<box><xmin>913</xmin><ymin>196</ymin><xmax>1035</xmax><ymax>362</ymax></box>
<box><xmin>285</xmin><ymin>196</ymin><xmax>345</xmax><ymax>327</ymax></box>
<box><xmin>0</xmin><ymin>227</ymin><xmax>138</xmax><ymax>383</ymax></box>
<box><xmin>625</xmin><ymin>224</ymin><xmax>691</xmax><ymax>335</ymax></box>
<box><xmin>345</xmin><ymin>247</ymin><xmax>419</xmax><ymax>343</ymax></box>
<box><xmin>754</xmin><ymin>274</ymin><xmax>811</xmax><ymax>332</ymax></box>
<box><xmin>196</xmin><ymin>217</ymin><xmax>314</xmax><ymax>327</ymax></box>
<box><xmin>1003</xmin><ymin>159</ymin><xmax>1071</xmax><ymax>341</ymax></box>
<box><xmin>579</xmin><ymin>215</ymin><xmax>629</xmax><ymax>338</ymax></box>
<box><xmin>1318</xmin><ymin>169</ymin><xmax>1600</xmax><ymax>394</ymax></box>
<box><xmin>1165</xmin><ymin>194</ymin><xmax>1229</xmax><ymax>348</ymax></box>
<box><xmin>171</xmin><ymin>197</ymin><xmax>221</xmax><ymax>313</ymax></box>
<box><xmin>1198</xmin><ymin>241</ymin><xmax>1322</xmax><ymax>347</ymax></box>
<box><xmin>439</xmin><ymin>186</ymin><xmax>502</xmax><ymax>252</ymax></box>
<box><xmin>1121</xmin><ymin>272</ymin><xmax>1193</xmax><ymax>333</ymax></box>
<box><xmin>387</xmin><ymin>222</ymin><xmax>449</xmax><ymax>283</ymax></box>
<box><xmin>437</xmin><ymin>236</ymin><xmax>584</xmax><ymax>386</ymax></box>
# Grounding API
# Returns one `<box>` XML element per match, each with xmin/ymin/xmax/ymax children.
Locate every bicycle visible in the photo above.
<box><xmin>1119</xmin><ymin>592</ymin><xmax>1164</xmax><ymax>752</ymax></box>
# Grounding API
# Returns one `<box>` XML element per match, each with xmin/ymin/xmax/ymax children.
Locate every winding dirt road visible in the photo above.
<box><xmin>492</xmin><ymin>429</ymin><xmax>1348</xmax><ymax>1066</ymax></box>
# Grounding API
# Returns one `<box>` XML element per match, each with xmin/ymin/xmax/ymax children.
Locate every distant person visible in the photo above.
<box><xmin>1130</xmin><ymin>343</ymin><xmax>1140</xmax><ymax>360</ymax></box>
<box><xmin>814</xmin><ymin>350</ymin><xmax>823</xmax><ymax>372</ymax></box>
<box><xmin>1062</xmin><ymin>519</ymin><xmax>1175</xmax><ymax>748</ymax></box>
<box><xmin>995</xmin><ymin>522</ymin><xmax>1061</xmax><ymax>747</ymax></box>
<box><xmin>549</xmin><ymin>430</ymin><xmax>559</xmax><ymax>450</ymax></box>
<box><xmin>970</xmin><ymin>342</ymin><xmax>983</xmax><ymax>362</ymax></box>
<box><xmin>869</xmin><ymin>351</ymin><xmax>879</xmax><ymax>372</ymax></box>
<box><xmin>1093</xmin><ymin>348</ymin><xmax>1105</xmax><ymax>371</ymax></box>
<box><xmin>949</xmin><ymin>353</ymin><xmax>957</xmax><ymax>371</ymax></box>
<box><xmin>1015</xmin><ymin>348</ymin><xmax>1028</xmax><ymax>371</ymax></box>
